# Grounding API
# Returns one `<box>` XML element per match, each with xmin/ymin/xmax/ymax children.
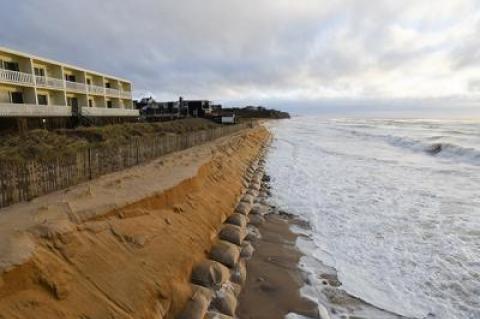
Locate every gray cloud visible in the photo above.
<box><xmin>1</xmin><ymin>0</ymin><xmax>479</xmax><ymax>112</ymax></box>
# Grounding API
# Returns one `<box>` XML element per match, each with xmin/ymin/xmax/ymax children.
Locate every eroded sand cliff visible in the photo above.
<box><xmin>0</xmin><ymin>126</ymin><xmax>269</xmax><ymax>319</ymax></box>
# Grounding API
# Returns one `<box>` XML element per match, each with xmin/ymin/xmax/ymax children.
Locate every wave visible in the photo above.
<box><xmin>384</xmin><ymin>136</ymin><xmax>480</xmax><ymax>165</ymax></box>
<box><xmin>330</xmin><ymin>126</ymin><xmax>480</xmax><ymax>165</ymax></box>
<box><xmin>422</xmin><ymin>142</ymin><xmax>480</xmax><ymax>163</ymax></box>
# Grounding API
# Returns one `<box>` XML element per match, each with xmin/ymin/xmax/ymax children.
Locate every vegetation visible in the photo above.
<box><xmin>223</xmin><ymin>106</ymin><xmax>290</xmax><ymax>119</ymax></box>
<box><xmin>0</xmin><ymin>118</ymin><xmax>222</xmax><ymax>162</ymax></box>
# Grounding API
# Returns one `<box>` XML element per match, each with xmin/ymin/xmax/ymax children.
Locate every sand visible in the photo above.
<box><xmin>0</xmin><ymin>126</ymin><xmax>269</xmax><ymax>319</ymax></box>
<box><xmin>237</xmin><ymin>213</ymin><xmax>319</xmax><ymax>319</ymax></box>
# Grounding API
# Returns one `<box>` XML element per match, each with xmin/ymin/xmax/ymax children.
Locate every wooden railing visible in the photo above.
<box><xmin>35</xmin><ymin>76</ymin><xmax>65</xmax><ymax>89</ymax></box>
<box><xmin>0</xmin><ymin>123</ymin><xmax>255</xmax><ymax>209</ymax></box>
<box><xmin>0</xmin><ymin>103</ymin><xmax>72</xmax><ymax>117</ymax></box>
<box><xmin>0</xmin><ymin>68</ymin><xmax>133</xmax><ymax>98</ymax></box>
<box><xmin>0</xmin><ymin>69</ymin><xmax>34</xmax><ymax>85</ymax></box>
<box><xmin>119</xmin><ymin>90</ymin><xmax>132</xmax><ymax>99</ymax></box>
<box><xmin>87</xmin><ymin>84</ymin><xmax>105</xmax><ymax>95</ymax></box>
<box><xmin>81</xmin><ymin>106</ymin><xmax>139</xmax><ymax>117</ymax></box>
<box><xmin>65</xmin><ymin>80</ymin><xmax>87</xmax><ymax>92</ymax></box>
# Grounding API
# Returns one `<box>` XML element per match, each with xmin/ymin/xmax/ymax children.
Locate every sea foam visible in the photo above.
<box><xmin>266</xmin><ymin>117</ymin><xmax>480</xmax><ymax>319</ymax></box>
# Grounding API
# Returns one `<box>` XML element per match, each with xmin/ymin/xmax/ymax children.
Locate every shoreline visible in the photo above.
<box><xmin>237</xmin><ymin>212</ymin><xmax>318</xmax><ymax>319</ymax></box>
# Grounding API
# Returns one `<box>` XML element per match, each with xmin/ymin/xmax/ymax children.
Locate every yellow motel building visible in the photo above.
<box><xmin>0</xmin><ymin>46</ymin><xmax>138</xmax><ymax>119</ymax></box>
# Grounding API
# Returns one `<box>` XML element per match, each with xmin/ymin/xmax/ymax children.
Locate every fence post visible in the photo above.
<box><xmin>136</xmin><ymin>138</ymin><xmax>140</xmax><ymax>165</ymax></box>
<box><xmin>88</xmin><ymin>148</ymin><xmax>92</xmax><ymax>180</ymax></box>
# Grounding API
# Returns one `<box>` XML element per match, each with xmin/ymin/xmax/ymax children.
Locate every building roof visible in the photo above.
<box><xmin>0</xmin><ymin>46</ymin><xmax>131</xmax><ymax>83</ymax></box>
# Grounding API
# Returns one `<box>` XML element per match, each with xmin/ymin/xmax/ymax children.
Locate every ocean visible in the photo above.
<box><xmin>266</xmin><ymin>117</ymin><xmax>480</xmax><ymax>319</ymax></box>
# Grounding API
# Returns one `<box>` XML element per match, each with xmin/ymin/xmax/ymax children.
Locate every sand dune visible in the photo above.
<box><xmin>0</xmin><ymin>126</ymin><xmax>269</xmax><ymax>319</ymax></box>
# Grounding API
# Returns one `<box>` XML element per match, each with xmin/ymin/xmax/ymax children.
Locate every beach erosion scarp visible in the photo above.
<box><xmin>0</xmin><ymin>125</ymin><xmax>269</xmax><ymax>319</ymax></box>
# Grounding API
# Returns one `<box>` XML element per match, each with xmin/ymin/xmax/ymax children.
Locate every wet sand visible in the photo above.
<box><xmin>237</xmin><ymin>213</ymin><xmax>319</xmax><ymax>319</ymax></box>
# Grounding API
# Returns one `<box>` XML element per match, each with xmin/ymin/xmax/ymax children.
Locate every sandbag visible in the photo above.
<box><xmin>235</xmin><ymin>202</ymin><xmax>252</xmax><ymax>215</ymax></box>
<box><xmin>251</xmin><ymin>204</ymin><xmax>269</xmax><ymax>216</ymax></box>
<box><xmin>209</xmin><ymin>240</ymin><xmax>240</xmax><ymax>268</ymax></box>
<box><xmin>224</xmin><ymin>281</ymin><xmax>242</xmax><ymax>297</ymax></box>
<box><xmin>191</xmin><ymin>260</ymin><xmax>230</xmax><ymax>288</ymax></box>
<box><xmin>254</xmin><ymin>198</ymin><xmax>268</xmax><ymax>206</ymax></box>
<box><xmin>252</xmin><ymin>173</ymin><xmax>263</xmax><ymax>184</ymax></box>
<box><xmin>241</xmin><ymin>241</ymin><xmax>254</xmax><ymax>259</ymax></box>
<box><xmin>245</xmin><ymin>225</ymin><xmax>262</xmax><ymax>241</ymax></box>
<box><xmin>178</xmin><ymin>285</ymin><xmax>213</xmax><ymax>319</ymax></box>
<box><xmin>211</xmin><ymin>286</ymin><xmax>238</xmax><ymax>317</ymax></box>
<box><xmin>241</xmin><ymin>194</ymin><xmax>254</xmax><ymax>205</ymax></box>
<box><xmin>225</xmin><ymin>213</ymin><xmax>247</xmax><ymax>228</ymax></box>
<box><xmin>205</xmin><ymin>312</ymin><xmax>234</xmax><ymax>319</ymax></box>
<box><xmin>258</xmin><ymin>191</ymin><xmax>269</xmax><ymax>198</ymax></box>
<box><xmin>248</xmin><ymin>214</ymin><xmax>265</xmax><ymax>226</ymax></box>
<box><xmin>250</xmin><ymin>182</ymin><xmax>261</xmax><ymax>191</ymax></box>
<box><xmin>230</xmin><ymin>259</ymin><xmax>247</xmax><ymax>285</ymax></box>
<box><xmin>218</xmin><ymin>224</ymin><xmax>246</xmax><ymax>245</ymax></box>
<box><xmin>246</xmin><ymin>188</ymin><xmax>259</xmax><ymax>197</ymax></box>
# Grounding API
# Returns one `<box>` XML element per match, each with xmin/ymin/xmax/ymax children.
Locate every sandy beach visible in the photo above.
<box><xmin>237</xmin><ymin>212</ymin><xmax>318</xmax><ymax>319</ymax></box>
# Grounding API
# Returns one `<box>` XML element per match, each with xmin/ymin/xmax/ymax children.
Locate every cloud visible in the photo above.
<box><xmin>1</xmin><ymin>0</ymin><xmax>479</xmax><ymax>112</ymax></box>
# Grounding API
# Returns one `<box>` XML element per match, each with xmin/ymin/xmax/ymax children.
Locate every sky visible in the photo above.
<box><xmin>1</xmin><ymin>0</ymin><xmax>480</xmax><ymax>116</ymax></box>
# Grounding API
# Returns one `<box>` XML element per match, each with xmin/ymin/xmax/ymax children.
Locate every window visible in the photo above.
<box><xmin>88</xmin><ymin>99</ymin><xmax>93</xmax><ymax>107</ymax></box>
<box><xmin>105</xmin><ymin>82</ymin><xmax>111</xmax><ymax>88</ymax></box>
<box><xmin>10</xmin><ymin>92</ymin><xmax>24</xmax><ymax>104</ymax></box>
<box><xmin>107</xmin><ymin>100</ymin><xmax>113</xmax><ymax>108</ymax></box>
<box><xmin>37</xmin><ymin>94</ymin><xmax>48</xmax><ymax>105</ymax></box>
<box><xmin>34</xmin><ymin>67</ymin><xmax>45</xmax><ymax>77</ymax></box>
<box><xmin>86</xmin><ymin>79</ymin><xmax>91</xmax><ymax>85</ymax></box>
<box><xmin>65</xmin><ymin>74</ymin><xmax>76</xmax><ymax>82</ymax></box>
<box><xmin>3</xmin><ymin>62</ymin><xmax>19</xmax><ymax>72</ymax></box>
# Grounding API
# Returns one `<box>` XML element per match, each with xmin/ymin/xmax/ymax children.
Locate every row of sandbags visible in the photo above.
<box><xmin>178</xmin><ymin>147</ymin><xmax>272</xmax><ymax>319</ymax></box>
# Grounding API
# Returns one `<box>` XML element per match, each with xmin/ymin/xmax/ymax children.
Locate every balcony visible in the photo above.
<box><xmin>87</xmin><ymin>84</ymin><xmax>105</xmax><ymax>95</ymax></box>
<box><xmin>35</xmin><ymin>76</ymin><xmax>64</xmax><ymax>90</ymax></box>
<box><xmin>81</xmin><ymin>106</ymin><xmax>139</xmax><ymax>117</ymax></box>
<box><xmin>120</xmin><ymin>90</ymin><xmax>132</xmax><ymax>99</ymax></box>
<box><xmin>105</xmin><ymin>87</ymin><xmax>120</xmax><ymax>97</ymax></box>
<box><xmin>0</xmin><ymin>103</ymin><xmax>72</xmax><ymax>117</ymax></box>
<box><xmin>105</xmin><ymin>88</ymin><xmax>132</xmax><ymax>99</ymax></box>
<box><xmin>0</xmin><ymin>69</ymin><xmax>34</xmax><ymax>86</ymax></box>
<box><xmin>65</xmin><ymin>81</ymin><xmax>86</xmax><ymax>93</ymax></box>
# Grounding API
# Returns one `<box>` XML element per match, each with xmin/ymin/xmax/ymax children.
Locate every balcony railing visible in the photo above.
<box><xmin>120</xmin><ymin>90</ymin><xmax>132</xmax><ymax>99</ymax></box>
<box><xmin>87</xmin><ymin>84</ymin><xmax>105</xmax><ymax>95</ymax></box>
<box><xmin>35</xmin><ymin>76</ymin><xmax>65</xmax><ymax>89</ymax></box>
<box><xmin>65</xmin><ymin>81</ymin><xmax>86</xmax><ymax>92</ymax></box>
<box><xmin>0</xmin><ymin>103</ymin><xmax>72</xmax><ymax>117</ymax></box>
<box><xmin>0</xmin><ymin>69</ymin><xmax>34</xmax><ymax>86</ymax></box>
<box><xmin>0</xmin><ymin>69</ymin><xmax>133</xmax><ymax>99</ymax></box>
<box><xmin>105</xmin><ymin>88</ymin><xmax>120</xmax><ymax>96</ymax></box>
<box><xmin>81</xmin><ymin>106</ymin><xmax>139</xmax><ymax>117</ymax></box>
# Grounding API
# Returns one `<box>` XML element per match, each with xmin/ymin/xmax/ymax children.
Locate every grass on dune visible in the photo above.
<box><xmin>0</xmin><ymin>118</ymin><xmax>221</xmax><ymax>163</ymax></box>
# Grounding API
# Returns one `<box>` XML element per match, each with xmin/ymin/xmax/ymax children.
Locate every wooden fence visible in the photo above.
<box><xmin>0</xmin><ymin>123</ymin><xmax>254</xmax><ymax>209</ymax></box>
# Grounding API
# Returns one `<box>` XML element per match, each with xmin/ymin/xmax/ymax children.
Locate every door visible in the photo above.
<box><xmin>68</xmin><ymin>97</ymin><xmax>79</xmax><ymax>115</ymax></box>
<box><xmin>65</xmin><ymin>74</ymin><xmax>76</xmax><ymax>82</ymax></box>
<box><xmin>67</xmin><ymin>97</ymin><xmax>78</xmax><ymax>107</ymax></box>
<box><xmin>4</xmin><ymin>62</ymin><xmax>19</xmax><ymax>71</ymax></box>
<box><xmin>34</xmin><ymin>67</ymin><xmax>45</xmax><ymax>76</ymax></box>
<box><xmin>10</xmin><ymin>92</ymin><xmax>24</xmax><ymax>104</ymax></box>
